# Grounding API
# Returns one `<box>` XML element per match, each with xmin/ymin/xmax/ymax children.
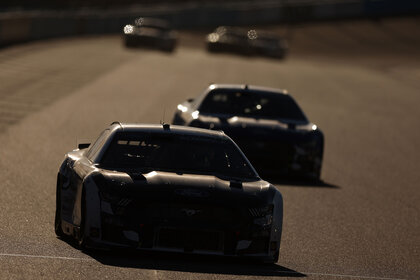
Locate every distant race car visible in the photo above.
<box><xmin>123</xmin><ymin>17</ymin><xmax>176</xmax><ymax>52</ymax></box>
<box><xmin>173</xmin><ymin>84</ymin><xmax>324</xmax><ymax>179</ymax></box>
<box><xmin>55</xmin><ymin>122</ymin><xmax>283</xmax><ymax>263</ymax></box>
<box><xmin>206</xmin><ymin>26</ymin><xmax>288</xmax><ymax>59</ymax></box>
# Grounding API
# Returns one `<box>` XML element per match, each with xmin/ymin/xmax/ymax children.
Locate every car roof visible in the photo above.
<box><xmin>134</xmin><ymin>17</ymin><xmax>170</xmax><ymax>29</ymax></box>
<box><xmin>109</xmin><ymin>122</ymin><xmax>226</xmax><ymax>138</ymax></box>
<box><xmin>207</xmin><ymin>83</ymin><xmax>288</xmax><ymax>95</ymax></box>
<box><xmin>215</xmin><ymin>26</ymin><xmax>282</xmax><ymax>39</ymax></box>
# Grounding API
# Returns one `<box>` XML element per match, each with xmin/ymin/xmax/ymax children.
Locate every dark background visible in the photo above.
<box><xmin>1</xmin><ymin>0</ymin><xmax>419</xmax><ymax>18</ymax></box>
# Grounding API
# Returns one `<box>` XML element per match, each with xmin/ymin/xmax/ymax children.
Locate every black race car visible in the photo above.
<box><xmin>123</xmin><ymin>17</ymin><xmax>177</xmax><ymax>52</ymax></box>
<box><xmin>55</xmin><ymin>122</ymin><xmax>283</xmax><ymax>262</ymax></box>
<box><xmin>173</xmin><ymin>84</ymin><xmax>324</xmax><ymax>180</ymax></box>
<box><xmin>206</xmin><ymin>26</ymin><xmax>288</xmax><ymax>59</ymax></box>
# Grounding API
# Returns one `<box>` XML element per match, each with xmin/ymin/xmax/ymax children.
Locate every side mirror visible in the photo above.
<box><xmin>78</xmin><ymin>143</ymin><xmax>90</xmax><ymax>149</ymax></box>
<box><xmin>187</xmin><ymin>98</ymin><xmax>194</xmax><ymax>103</ymax></box>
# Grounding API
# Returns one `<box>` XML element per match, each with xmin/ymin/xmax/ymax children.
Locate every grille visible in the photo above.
<box><xmin>129</xmin><ymin>203</ymin><xmax>239</xmax><ymax>225</ymax></box>
<box><xmin>157</xmin><ymin>227</ymin><xmax>224</xmax><ymax>252</ymax></box>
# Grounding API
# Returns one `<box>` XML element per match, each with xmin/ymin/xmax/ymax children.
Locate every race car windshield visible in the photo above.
<box><xmin>100</xmin><ymin>132</ymin><xmax>258</xmax><ymax>180</ymax></box>
<box><xmin>199</xmin><ymin>90</ymin><xmax>307</xmax><ymax>121</ymax></box>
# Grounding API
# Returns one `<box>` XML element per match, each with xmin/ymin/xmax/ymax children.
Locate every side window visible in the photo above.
<box><xmin>86</xmin><ymin>129</ymin><xmax>110</xmax><ymax>161</ymax></box>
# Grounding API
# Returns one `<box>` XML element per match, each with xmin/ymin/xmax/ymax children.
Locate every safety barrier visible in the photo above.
<box><xmin>1</xmin><ymin>0</ymin><xmax>418</xmax><ymax>47</ymax></box>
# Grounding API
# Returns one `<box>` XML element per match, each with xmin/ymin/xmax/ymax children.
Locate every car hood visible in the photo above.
<box><xmin>194</xmin><ymin>114</ymin><xmax>315</xmax><ymax>134</ymax></box>
<box><xmin>91</xmin><ymin>169</ymin><xmax>276</xmax><ymax>207</ymax></box>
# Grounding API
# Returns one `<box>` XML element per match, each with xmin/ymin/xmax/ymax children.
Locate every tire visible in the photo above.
<box><xmin>54</xmin><ymin>175</ymin><xmax>65</xmax><ymax>237</ymax></box>
<box><xmin>308</xmin><ymin>167</ymin><xmax>321</xmax><ymax>182</ymax></box>
<box><xmin>207</xmin><ymin>43</ymin><xmax>220</xmax><ymax>53</ymax></box>
<box><xmin>78</xmin><ymin>191</ymin><xmax>91</xmax><ymax>249</ymax></box>
<box><xmin>124</xmin><ymin>37</ymin><xmax>134</xmax><ymax>48</ymax></box>
<box><xmin>272</xmin><ymin>250</ymin><xmax>280</xmax><ymax>263</ymax></box>
<box><xmin>161</xmin><ymin>40</ymin><xmax>175</xmax><ymax>53</ymax></box>
<box><xmin>269</xmin><ymin>52</ymin><xmax>286</xmax><ymax>60</ymax></box>
<box><xmin>265</xmin><ymin>250</ymin><xmax>279</xmax><ymax>264</ymax></box>
<box><xmin>311</xmin><ymin>150</ymin><xmax>323</xmax><ymax>182</ymax></box>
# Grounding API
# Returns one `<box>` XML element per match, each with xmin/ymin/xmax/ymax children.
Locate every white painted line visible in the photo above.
<box><xmin>0</xmin><ymin>253</ymin><xmax>93</xmax><ymax>261</ymax></box>
<box><xmin>153</xmin><ymin>269</ymin><xmax>159</xmax><ymax>280</ymax></box>
<box><xmin>0</xmin><ymin>253</ymin><xmax>408</xmax><ymax>280</ymax></box>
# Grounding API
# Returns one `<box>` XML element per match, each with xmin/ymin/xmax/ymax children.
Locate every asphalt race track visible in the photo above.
<box><xmin>0</xmin><ymin>17</ymin><xmax>419</xmax><ymax>279</ymax></box>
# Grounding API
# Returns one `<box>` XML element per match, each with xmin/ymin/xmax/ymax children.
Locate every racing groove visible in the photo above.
<box><xmin>0</xmin><ymin>36</ymin><xmax>136</xmax><ymax>131</ymax></box>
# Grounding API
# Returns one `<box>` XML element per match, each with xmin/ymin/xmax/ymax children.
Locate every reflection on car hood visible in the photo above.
<box><xmin>92</xmin><ymin>170</ymin><xmax>275</xmax><ymax>206</ymax></box>
<box><xmin>144</xmin><ymin>170</ymin><xmax>266</xmax><ymax>189</ymax></box>
<box><xmin>198</xmin><ymin>114</ymin><xmax>312</xmax><ymax>131</ymax></box>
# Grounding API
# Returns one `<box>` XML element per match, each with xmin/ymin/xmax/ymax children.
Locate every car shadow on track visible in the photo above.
<box><xmin>83</xmin><ymin>249</ymin><xmax>306</xmax><ymax>277</ymax></box>
<box><xmin>263</xmin><ymin>176</ymin><xmax>340</xmax><ymax>189</ymax></box>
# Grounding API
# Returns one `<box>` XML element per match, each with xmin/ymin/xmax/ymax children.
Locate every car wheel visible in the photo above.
<box><xmin>54</xmin><ymin>176</ymin><xmax>65</xmax><ymax>237</ymax></box>
<box><xmin>309</xmin><ymin>168</ymin><xmax>321</xmax><ymax>182</ymax></box>
<box><xmin>207</xmin><ymin>43</ymin><xmax>220</xmax><ymax>53</ymax></box>
<box><xmin>271</xmin><ymin>52</ymin><xmax>286</xmax><ymax>59</ymax></box>
<box><xmin>161</xmin><ymin>40</ymin><xmax>175</xmax><ymax>52</ymax></box>
<box><xmin>266</xmin><ymin>250</ymin><xmax>279</xmax><ymax>264</ymax></box>
<box><xmin>310</xmin><ymin>156</ymin><xmax>323</xmax><ymax>182</ymax></box>
<box><xmin>124</xmin><ymin>37</ymin><xmax>134</xmax><ymax>48</ymax></box>
<box><xmin>78</xmin><ymin>191</ymin><xmax>91</xmax><ymax>249</ymax></box>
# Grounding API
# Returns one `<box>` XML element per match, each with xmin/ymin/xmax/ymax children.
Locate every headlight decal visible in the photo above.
<box><xmin>248</xmin><ymin>204</ymin><xmax>274</xmax><ymax>217</ymax></box>
<box><xmin>253</xmin><ymin>215</ymin><xmax>273</xmax><ymax>227</ymax></box>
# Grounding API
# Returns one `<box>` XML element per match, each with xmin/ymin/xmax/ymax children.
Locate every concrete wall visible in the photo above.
<box><xmin>1</xmin><ymin>0</ymin><xmax>418</xmax><ymax>46</ymax></box>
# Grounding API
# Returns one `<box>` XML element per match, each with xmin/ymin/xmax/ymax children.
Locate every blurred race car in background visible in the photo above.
<box><xmin>173</xmin><ymin>84</ymin><xmax>324</xmax><ymax>180</ymax></box>
<box><xmin>206</xmin><ymin>26</ymin><xmax>288</xmax><ymax>59</ymax></box>
<box><xmin>55</xmin><ymin>122</ymin><xmax>283</xmax><ymax>263</ymax></box>
<box><xmin>123</xmin><ymin>17</ymin><xmax>177</xmax><ymax>52</ymax></box>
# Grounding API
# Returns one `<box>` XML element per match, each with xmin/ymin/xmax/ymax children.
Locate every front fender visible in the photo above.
<box><xmin>73</xmin><ymin>172</ymin><xmax>101</xmax><ymax>231</ymax></box>
<box><xmin>270</xmin><ymin>190</ymin><xmax>283</xmax><ymax>253</ymax></box>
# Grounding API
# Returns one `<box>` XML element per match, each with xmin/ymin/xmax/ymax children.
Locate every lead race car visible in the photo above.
<box><xmin>173</xmin><ymin>84</ymin><xmax>324</xmax><ymax>180</ymax></box>
<box><xmin>123</xmin><ymin>17</ymin><xmax>177</xmax><ymax>52</ymax></box>
<box><xmin>55</xmin><ymin>122</ymin><xmax>283</xmax><ymax>262</ymax></box>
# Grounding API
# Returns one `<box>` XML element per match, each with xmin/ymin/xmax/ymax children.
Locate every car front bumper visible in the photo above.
<box><xmin>84</xmin><ymin>199</ymin><xmax>280</xmax><ymax>259</ymax></box>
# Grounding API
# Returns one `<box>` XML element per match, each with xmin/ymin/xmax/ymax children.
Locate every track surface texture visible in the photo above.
<box><xmin>0</xmin><ymin>17</ymin><xmax>419</xmax><ymax>279</ymax></box>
